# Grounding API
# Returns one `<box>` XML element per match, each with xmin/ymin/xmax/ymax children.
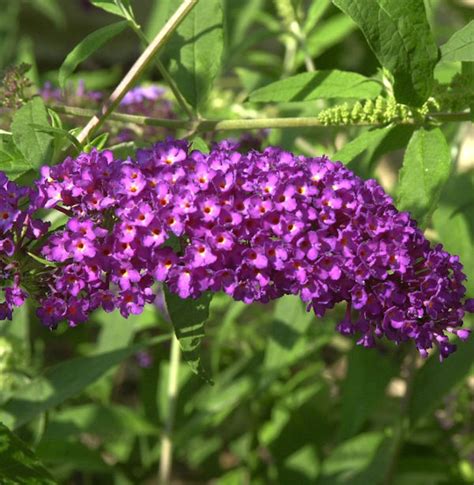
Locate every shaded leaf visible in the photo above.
<box><xmin>303</xmin><ymin>0</ymin><xmax>332</xmax><ymax>34</ymax></box>
<box><xmin>165</xmin><ymin>0</ymin><xmax>224</xmax><ymax>110</ymax></box>
<box><xmin>249</xmin><ymin>70</ymin><xmax>381</xmax><ymax>103</ymax></box>
<box><xmin>28</xmin><ymin>123</ymin><xmax>82</xmax><ymax>154</ymax></box>
<box><xmin>409</xmin><ymin>341</ymin><xmax>474</xmax><ymax>425</ymax></box>
<box><xmin>264</xmin><ymin>295</ymin><xmax>313</xmax><ymax>370</ymax></box>
<box><xmin>46</xmin><ymin>403</ymin><xmax>157</xmax><ymax>441</ymax></box>
<box><xmin>433</xmin><ymin>173</ymin><xmax>474</xmax><ymax>295</ymax></box>
<box><xmin>164</xmin><ymin>288</ymin><xmax>213</xmax><ymax>382</ymax></box>
<box><xmin>59</xmin><ymin>21</ymin><xmax>128</xmax><ymax>89</ymax></box>
<box><xmin>318</xmin><ymin>432</ymin><xmax>395</xmax><ymax>484</ymax></box>
<box><xmin>440</xmin><ymin>21</ymin><xmax>474</xmax><ymax>62</ymax></box>
<box><xmin>0</xmin><ymin>335</ymin><xmax>170</xmax><ymax>429</ymax></box>
<box><xmin>334</xmin><ymin>126</ymin><xmax>393</xmax><ymax>165</ymax></box>
<box><xmin>397</xmin><ymin>127</ymin><xmax>451</xmax><ymax>227</ymax></box>
<box><xmin>297</xmin><ymin>13</ymin><xmax>356</xmax><ymax>67</ymax></box>
<box><xmin>339</xmin><ymin>347</ymin><xmax>397</xmax><ymax>439</ymax></box>
<box><xmin>332</xmin><ymin>0</ymin><xmax>438</xmax><ymax>106</ymax></box>
<box><xmin>11</xmin><ymin>97</ymin><xmax>53</xmax><ymax>169</ymax></box>
<box><xmin>0</xmin><ymin>422</ymin><xmax>55</xmax><ymax>484</ymax></box>
<box><xmin>29</xmin><ymin>0</ymin><xmax>65</xmax><ymax>28</ymax></box>
<box><xmin>145</xmin><ymin>0</ymin><xmax>174</xmax><ymax>38</ymax></box>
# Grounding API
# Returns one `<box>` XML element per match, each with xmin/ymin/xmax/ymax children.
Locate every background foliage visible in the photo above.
<box><xmin>0</xmin><ymin>0</ymin><xmax>473</xmax><ymax>483</ymax></box>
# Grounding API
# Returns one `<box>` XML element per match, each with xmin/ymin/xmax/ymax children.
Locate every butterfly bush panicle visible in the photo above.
<box><xmin>0</xmin><ymin>174</ymin><xmax>49</xmax><ymax>319</ymax></box>
<box><xmin>25</xmin><ymin>139</ymin><xmax>473</xmax><ymax>359</ymax></box>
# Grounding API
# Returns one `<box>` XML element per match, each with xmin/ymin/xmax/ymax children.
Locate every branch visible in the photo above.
<box><xmin>126</xmin><ymin>19</ymin><xmax>195</xmax><ymax>120</ymax></box>
<box><xmin>76</xmin><ymin>0</ymin><xmax>199</xmax><ymax>145</ymax></box>
<box><xmin>159</xmin><ymin>335</ymin><xmax>181</xmax><ymax>484</ymax></box>
<box><xmin>52</xmin><ymin>105</ymin><xmax>472</xmax><ymax>133</ymax></box>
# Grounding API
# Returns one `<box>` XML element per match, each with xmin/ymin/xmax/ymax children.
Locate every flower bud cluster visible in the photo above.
<box><xmin>317</xmin><ymin>96</ymin><xmax>440</xmax><ymax>126</ymax></box>
<box><xmin>29</xmin><ymin>139</ymin><xmax>473</xmax><ymax>358</ymax></box>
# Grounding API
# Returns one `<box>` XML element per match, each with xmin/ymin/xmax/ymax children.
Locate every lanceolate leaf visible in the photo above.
<box><xmin>11</xmin><ymin>97</ymin><xmax>53</xmax><ymax>169</ymax></box>
<box><xmin>339</xmin><ymin>347</ymin><xmax>396</xmax><ymax>440</ymax></box>
<box><xmin>0</xmin><ymin>335</ymin><xmax>170</xmax><ymax>429</ymax></box>
<box><xmin>58</xmin><ymin>21</ymin><xmax>129</xmax><ymax>89</ymax></box>
<box><xmin>440</xmin><ymin>21</ymin><xmax>474</xmax><ymax>62</ymax></box>
<box><xmin>264</xmin><ymin>295</ymin><xmax>314</xmax><ymax>370</ymax></box>
<box><xmin>319</xmin><ymin>432</ymin><xmax>395</xmax><ymax>484</ymax></box>
<box><xmin>249</xmin><ymin>71</ymin><xmax>381</xmax><ymax>103</ymax></box>
<box><xmin>0</xmin><ymin>423</ymin><xmax>55</xmax><ymax>484</ymax></box>
<box><xmin>334</xmin><ymin>126</ymin><xmax>393</xmax><ymax>165</ymax></box>
<box><xmin>303</xmin><ymin>0</ymin><xmax>331</xmax><ymax>35</ymax></box>
<box><xmin>297</xmin><ymin>13</ymin><xmax>356</xmax><ymax>67</ymax></box>
<box><xmin>165</xmin><ymin>0</ymin><xmax>224</xmax><ymax>111</ymax></box>
<box><xmin>432</xmin><ymin>173</ymin><xmax>474</xmax><ymax>295</ymax></box>
<box><xmin>397</xmin><ymin>127</ymin><xmax>451</xmax><ymax>227</ymax></box>
<box><xmin>332</xmin><ymin>0</ymin><xmax>438</xmax><ymax>106</ymax></box>
<box><xmin>90</xmin><ymin>0</ymin><xmax>127</xmax><ymax>17</ymax></box>
<box><xmin>164</xmin><ymin>288</ymin><xmax>213</xmax><ymax>383</ymax></box>
<box><xmin>409</xmin><ymin>342</ymin><xmax>474</xmax><ymax>425</ymax></box>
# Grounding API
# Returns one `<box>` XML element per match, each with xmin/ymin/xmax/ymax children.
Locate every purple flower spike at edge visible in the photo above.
<box><xmin>1</xmin><ymin>139</ymin><xmax>473</xmax><ymax>359</ymax></box>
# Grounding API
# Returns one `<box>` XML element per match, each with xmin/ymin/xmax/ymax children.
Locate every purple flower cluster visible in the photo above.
<box><xmin>0</xmin><ymin>174</ymin><xmax>49</xmax><ymax>320</ymax></box>
<box><xmin>39</xmin><ymin>80</ymin><xmax>103</xmax><ymax>105</ymax></box>
<box><xmin>29</xmin><ymin>139</ymin><xmax>472</xmax><ymax>358</ymax></box>
<box><xmin>116</xmin><ymin>85</ymin><xmax>175</xmax><ymax>143</ymax></box>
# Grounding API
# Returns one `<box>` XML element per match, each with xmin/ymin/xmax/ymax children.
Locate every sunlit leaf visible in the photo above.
<box><xmin>249</xmin><ymin>71</ymin><xmax>381</xmax><ymax>103</ymax></box>
<box><xmin>332</xmin><ymin>0</ymin><xmax>438</xmax><ymax>105</ymax></box>
<box><xmin>397</xmin><ymin>127</ymin><xmax>451</xmax><ymax>227</ymax></box>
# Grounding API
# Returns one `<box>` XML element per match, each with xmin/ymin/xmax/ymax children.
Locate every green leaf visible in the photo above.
<box><xmin>145</xmin><ymin>0</ymin><xmax>173</xmax><ymax>38</ymax></box>
<box><xmin>297</xmin><ymin>13</ymin><xmax>356</xmax><ymax>67</ymax></box>
<box><xmin>333</xmin><ymin>126</ymin><xmax>393</xmax><ymax>165</ymax></box>
<box><xmin>0</xmin><ymin>335</ymin><xmax>170</xmax><ymax>429</ymax></box>
<box><xmin>332</xmin><ymin>0</ymin><xmax>438</xmax><ymax>106</ymax></box>
<box><xmin>303</xmin><ymin>0</ymin><xmax>331</xmax><ymax>34</ymax></box>
<box><xmin>397</xmin><ymin>127</ymin><xmax>451</xmax><ymax>227</ymax></box>
<box><xmin>58</xmin><ymin>21</ymin><xmax>128</xmax><ymax>89</ymax></box>
<box><xmin>11</xmin><ymin>97</ymin><xmax>53</xmax><ymax>169</ymax></box>
<box><xmin>29</xmin><ymin>0</ymin><xmax>65</xmax><ymax>28</ymax></box>
<box><xmin>86</xmin><ymin>132</ymin><xmax>110</xmax><ymax>151</ymax></box>
<box><xmin>90</xmin><ymin>0</ymin><xmax>126</xmax><ymax>17</ymax></box>
<box><xmin>339</xmin><ymin>347</ymin><xmax>396</xmax><ymax>440</ymax></box>
<box><xmin>0</xmin><ymin>2</ymin><xmax>20</xmax><ymax>68</ymax></box>
<box><xmin>0</xmin><ymin>137</ymin><xmax>32</xmax><ymax>181</ymax></box>
<box><xmin>264</xmin><ymin>295</ymin><xmax>314</xmax><ymax>370</ymax></box>
<box><xmin>165</xmin><ymin>0</ymin><xmax>224</xmax><ymax>110</ymax></box>
<box><xmin>249</xmin><ymin>70</ymin><xmax>382</xmax><ymax>103</ymax></box>
<box><xmin>47</xmin><ymin>403</ymin><xmax>157</xmax><ymax>441</ymax></box>
<box><xmin>164</xmin><ymin>288</ymin><xmax>213</xmax><ymax>383</ymax></box>
<box><xmin>319</xmin><ymin>432</ymin><xmax>395</xmax><ymax>484</ymax></box>
<box><xmin>409</xmin><ymin>341</ymin><xmax>474</xmax><ymax>425</ymax></box>
<box><xmin>26</xmin><ymin>252</ymin><xmax>59</xmax><ymax>268</ymax></box>
<box><xmin>227</xmin><ymin>0</ymin><xmax>265</xmax><ymax>49</ymax></box>
<box><xmin>440</xmin><ymin>21</ymin><xmax>474</xmax><ymax>62</ymax></box>
<box><xmin>0</xmin><ymin>422</ymin><xmax>56</xmax><ymax>484</ymax></box>
<box><xmin>190</xmin><ymin>136</ymin><xmax>209</xmax><ymax>153</ymax></box>
<box><xmin>28</xmin><ymin>124</ymin><xmax>82</xmax><ymax>154</ymax></box>
<box><xmin>432</xmin><ymin>173</ymin><xmax>474</xmax><ymax>295</ymax></box>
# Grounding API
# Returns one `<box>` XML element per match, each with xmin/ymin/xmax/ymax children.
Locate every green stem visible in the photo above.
<box><xmin>159</xmin><ymin>335</ymin><xmax>181</xmax><ymax>485</ymax></box>
<box><xmin>76</xmin><ymin>0</ymin><xmax>199</xmax><ymax>145</ymax></box>
<box><xmin>53</xmin><ymin>104</ymin><xmax>472</xmax><ymax>132</ymax></box>
<box><xmin>288</xmin><ymin>20</ymin><xmax>315</xmax><ymax>72</ymax></box>
<box><xmin>385</xmin><ymin>347</ymin><xmax>418</xmax><ymax>484</ymax></box>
